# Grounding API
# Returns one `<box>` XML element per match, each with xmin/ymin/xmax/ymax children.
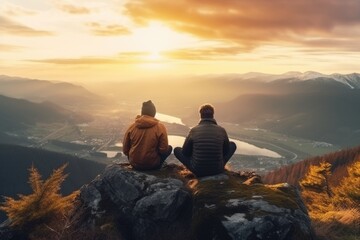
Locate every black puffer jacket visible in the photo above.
<box><xmin>182</xmin><ymin>118</ymin><xmax>230</xmax><ymax>176</ymax></box>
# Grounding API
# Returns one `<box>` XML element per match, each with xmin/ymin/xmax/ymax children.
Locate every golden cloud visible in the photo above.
<box><xmin>0</xmin><ymin>44</ymin><xmax>24</xmax><ymax>52</ymax></box>
<box><xmin>124</xmin><ymin>0</ymin><xmax>360</xmax><ymax>50</ymax></box>
<box><xmin>0</xmin><ymin>16</ymin><xmax>53</xmax><ymax>36</ymax></box>
<box><xmin>28</xmin><ymin>52</ymin><xmax>154</xmax><ymax>65</ymax></box>
<box><xmin>2</xmin><ymin>3</ymin><xmax>36</xmax><ymax>16</ymax></box>
<box><xmin>87</xmin><ymin>22</ymin><xmax>131</xmax><ymax>36</ymax></box>
<box><xmin>29</xmin><ymin>58</ymin><xmax>118</xmax><ymax>65</ymax></box>
<box><xmin>58</xmin><ymin>4</ymin><xmax>91</xmax><ymax>14</ymax></box>
<box><xmin>164</xmin><ymin>46</ymin><xmax>248</xmax><ymax>60</ymax></box>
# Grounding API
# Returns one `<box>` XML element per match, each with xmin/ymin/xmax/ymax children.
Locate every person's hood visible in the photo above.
<box><xmin>135</xmin><ymin>115</ymin><xmax>159</xmax><ymax>129</ymax></box>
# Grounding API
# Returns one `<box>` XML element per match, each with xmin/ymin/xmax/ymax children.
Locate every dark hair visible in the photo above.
<box><xmin>199</xmin><ymin>104</ymin><xmax>214</xmax><ymax>119</ymax></box>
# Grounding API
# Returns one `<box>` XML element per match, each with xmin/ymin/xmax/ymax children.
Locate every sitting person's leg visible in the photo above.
<box><xmin>174</xmin><ymin>147</ymin><xmax>193</xmax><ymax>171</ymax></box>
<box><xmin>224</xmin><ymin>142</ymin><xmax>237</xmax><ymax>164</ymax></box>
<box><xmin>159</xmin><ymin>145</ymin><xmax>173</xmax><ymax>166</ymax></box>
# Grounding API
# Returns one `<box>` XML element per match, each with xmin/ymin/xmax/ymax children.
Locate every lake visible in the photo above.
<box><xmin>112</xmin><ymin>136</ymin><xmax>281</xmax><ymax>158</ymax></box>
<box><xmin>156</xmin><ymin>113</ymin><xmax>185</xmax><ymax>125</ymax></box>
<box><xmin>168</xmin><ymin>135</ymin><xmax>281</xmax><ymax>158</ymax></box>
<box><xmin>115</xmin><ymin>112</ymin><xmax>282</xmax><ymax>158</ymax></box>
<box><xmin>100</xmin><ymin>151</ymin><xmax>122</xmax><ymax>158</ymax></box>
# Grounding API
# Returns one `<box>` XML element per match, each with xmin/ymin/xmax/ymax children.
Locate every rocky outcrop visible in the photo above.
<box><xmin>74</xmin><ymin>164</ymin><xmax>315</xmax><ymax>240</ymax></box>
<box><xmin>77</xmin><ymin>164</ymin><xmax>192</xmax><ymax>240</ymax></box>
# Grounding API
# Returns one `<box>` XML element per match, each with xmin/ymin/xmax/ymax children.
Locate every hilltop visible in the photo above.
<box><xmin>0</xmin><ymin>164</ymin><xmax>315</xmax><ymax>240</ymax></box>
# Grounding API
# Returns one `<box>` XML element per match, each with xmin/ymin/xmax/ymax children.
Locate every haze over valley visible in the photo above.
<box><xmin>1</xmin><ymin>72</ymin><xmax>359</xmax><ymax>176</ymax></box>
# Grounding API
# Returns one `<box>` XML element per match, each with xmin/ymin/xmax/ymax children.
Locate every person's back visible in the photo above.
<box><xmin>123</xmin><ymin>100</ymin><xmax>172</xmax><ymax>170</ymax></box>
<box><xmin>174</xmin><ymin>104</ymin><xmax>236</xmax><ymax>177</ymax></box>
<box><xmin>188</xmin><ymin>118</ymin><xmax>229</xmax><ymax>176</ymax></box>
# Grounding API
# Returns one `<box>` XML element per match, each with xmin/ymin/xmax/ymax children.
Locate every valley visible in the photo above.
<box><xmin>0</xmin><ymin>72</ymin><xmax>358</xmax><ymax>175</ymax></box>
<box><xmin>2</xmin><ymin>105</ymin><xmax>340</xmax><ymax>175</ymax></box>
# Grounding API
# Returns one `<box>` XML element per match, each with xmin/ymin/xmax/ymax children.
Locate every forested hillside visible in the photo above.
<box><xmin>264</xmin><ymin>146</ymin><xmax>360</xmax><ymax>240</ymax></box>
<box><xmin>0</xmin><ymin>144</ymin><xmax>106</xmax><ymax>222</ymax></box>
<box><xmin>263</xmin><ymin>145</ymin><xmax>360</xmax><ymax>186</ymax></box>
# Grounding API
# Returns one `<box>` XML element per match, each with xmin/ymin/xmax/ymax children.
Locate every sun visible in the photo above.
<box><xmin>147</xmin><ymin>51</ymin><xmax>162</xmax><ymax>61</ymax></box>
<box><xmin>129</xmin><ymin>21</ymin><xmax>194</xmax><ymax>60</ymax></box>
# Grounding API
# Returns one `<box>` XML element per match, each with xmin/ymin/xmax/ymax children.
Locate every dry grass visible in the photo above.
<box><xmin>311</xmin><ymin>208</ymin><xmax>360</xmax><ymax>240</ymax></box>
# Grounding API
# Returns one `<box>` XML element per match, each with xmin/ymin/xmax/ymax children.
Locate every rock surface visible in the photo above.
<box><xmin>74</xmin><ymin>164</ymin><xmax>315</xmax><ymax>240</ymax></box>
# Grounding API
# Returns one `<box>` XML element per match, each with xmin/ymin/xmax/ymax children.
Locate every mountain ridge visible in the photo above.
<box><xmin>0</xmin><ymin>75</ymin><xmax>105</xmax><ymax>107</ymax></box>
<box><xmin>0</xmin><ymin>95</ymin><xmax>91</xmax><ymax>132</ymax></box>
<box><xmin>206</xmin><ymin>71</ymin><xmax>360</xmax><ymax>89</ymax></box>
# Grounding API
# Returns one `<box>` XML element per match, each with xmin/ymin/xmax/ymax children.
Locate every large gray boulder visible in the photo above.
<box><xmin>77</xmin><ymin>164</ymin><xmax>192</xmax><ymax>240</ymax></box>
<box><xmin>75</xmin><ymin>164</ymin><xmax>315</xmax><ymax>240</ymax></box>
<box><xmin>191</xmin><ymin>174</ymin><xmax>314</xmax><ymax>240</ymax></box>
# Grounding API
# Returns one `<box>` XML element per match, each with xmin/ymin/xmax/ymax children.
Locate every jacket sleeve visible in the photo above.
<box><xmin>122</xmin><ymin>126</ymin><xmax>132</xmax><ymax>156</ymax></box>
<box><xmin>182</xmin><ymin>130</ymin><xmax>193</xmax><ymax>157</ymax></box>
<box><xmin>223</xmin><ymin>129</ymin><xmax>230</xmax><ymax>156</ymax></box>
<box><xmin>158</xmin><ymin>124</ymin><xmax>169</xmax><ymax>154</ymax></box>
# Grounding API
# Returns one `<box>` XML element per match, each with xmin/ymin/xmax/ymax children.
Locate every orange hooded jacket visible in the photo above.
<box><xmin>123</xmin><ymin>115</ymin><xmax>169</xmax><ymax>170</ymax></box>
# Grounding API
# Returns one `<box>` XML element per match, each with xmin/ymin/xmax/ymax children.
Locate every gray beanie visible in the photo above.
<box><xmin>141</xmin><ymin>100</ymin><xmax>156</xmax><ymax>117</ymax></box>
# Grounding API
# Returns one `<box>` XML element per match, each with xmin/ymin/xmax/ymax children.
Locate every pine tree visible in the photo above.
<box><xmin>333</xmin><ymin>159</ymin><xmax>360</xmax><ymax>208</ymax></box>
<box><xmin>300</xmin><ymin>160</ymin><xmax>333</xmax><ymax>198</ymax></box>
<box><xmin>0</xmin><ymin>164</ymin><xmax>76</xmax><ymax>232</ymax></box>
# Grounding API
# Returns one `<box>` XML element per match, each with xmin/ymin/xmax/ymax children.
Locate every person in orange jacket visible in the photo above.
<box><xmin>123</xmin><ymin>100</ymin><xmax>172</xmax><ymax>170</ymax></box>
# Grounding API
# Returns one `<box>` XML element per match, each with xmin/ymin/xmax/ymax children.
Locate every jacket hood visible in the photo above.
<box><xmin>135</xmin><ymin>115</ymin><xmax>159</xmax><ymax>129</ymax></box>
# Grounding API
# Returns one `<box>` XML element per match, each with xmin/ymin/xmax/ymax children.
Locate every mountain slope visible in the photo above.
<box><xmin>0</xmin><ymin>95</ymin><xmax>91</xmax><ymax>132</ymax></box>
<box><xmin>262</xmin><ymin>145</ymin><xmax>360</xmax><ymax>186</ymax></box>
<box><xmin>215</xmin><ymin>79</ymin><xmax>360</xmax><ymax>146</ymax></box>
<box><xmin>0</xmin><ymin>75</ymin><xmax>104</xmax><ymax>107</ymax></box>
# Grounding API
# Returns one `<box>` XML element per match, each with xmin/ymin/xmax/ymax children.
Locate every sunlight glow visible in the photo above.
<box><xmin>130</xmin><ymin>21</ymin><xmax>193</xmax><ymax>57</ymax></box>
<box><xmin>147</xmin><ymin>51</ymin><xmax>162</xmax><ymax>61</ymax></box>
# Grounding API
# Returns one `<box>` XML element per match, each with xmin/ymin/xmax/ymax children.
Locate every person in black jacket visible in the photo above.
<box><xmin>174</xmin><ymin>104</ymin><xmax>236</xmax><ymax>177</ymax></box>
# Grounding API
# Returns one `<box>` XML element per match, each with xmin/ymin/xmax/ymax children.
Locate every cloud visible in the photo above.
<box><xmin>302</xmin><ymin>38</ymin><xmax>360</xmax><ymax>52</ymax></box>
<box><xmin>58</xmin><ymin>4</ymin><xmax>91</xmax><ymax>14</ymax></box>
<box><xmin>1</xmin><ymin>3</ymin><xmax>36</xmax><ymax>16</ymax></box>
<box><xmin>0</xmin><ymin>44</ymin><xmax>24</xmax><ymax>52</ymax></box>
<box><xmin>164</xmin><ymin>46</ymin><xmax>247</xmax><ymax>60</ymax></box>
<box><xmin>29</xmin><ymin>58</ymin><xmax>118</xmax><ymax>65</ymax></box>
<box><xmin>124</xmin><ymin>0</ymin><xmax>360</xmax><ymax>50</ymax></box>
<box><xmin>0</xmin><ymin>16</ymin><xmax>53</xmax><ymax>36</ymax></box>
<box><xmin>87</xmin><ymin>22</ymin><xmax>130</xmax><ymax>36</ymax></box>
<box><xmin>28</xmin><ymin>52</ymin><xmax>150</xmax><ymax>65</ymax></box>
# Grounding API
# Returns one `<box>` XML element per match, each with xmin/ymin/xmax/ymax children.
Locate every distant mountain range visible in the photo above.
<box><xmin>0</xmin><ymin>94</ymin><xmax>91</xmax><ymax>132</ymax></box>
<box><xmin>211</xmin><ymin>72</ymin><xmax>360</xmax><ymax>147</ymax></box>
<box><xmin>0</xmin><ymin>75</ymin><xmax>105</xmax><ymax>107</ymax></box>
<box><xmin>221</xmin><ymin>71</ymin><xmax>360</xmax><ymax>89</ymax></box>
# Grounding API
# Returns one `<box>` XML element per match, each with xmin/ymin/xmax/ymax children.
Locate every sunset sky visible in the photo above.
<box><xmin>1</xmin><ymin>0</ymin><xmax>360</xmax><ymax>82</ymax></box>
